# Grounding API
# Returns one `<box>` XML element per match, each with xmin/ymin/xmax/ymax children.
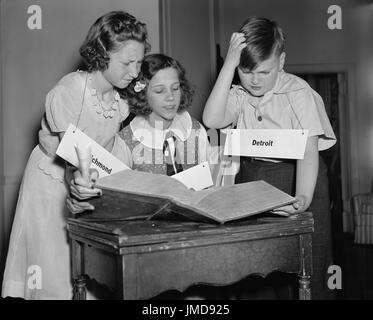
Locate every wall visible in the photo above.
<box><xmin>160</xmin><ymin>0</ymin><xmax>215</xmax><ymax>121</ymax></box>
<box><xmin>0</xmin><ymin>0</ymin><xmax>159</xmax><ymax>282</ymax></box>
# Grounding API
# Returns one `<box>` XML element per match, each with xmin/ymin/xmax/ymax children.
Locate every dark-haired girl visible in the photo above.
<box><xmin>2</xmin><ymin>11</ymin><xmax>150</xmax><ymax>299</ymax></box>
<box><xmin>111</xmin><ymin>53</ymin><xmax>211</xmax><ymax>174</ymax></box>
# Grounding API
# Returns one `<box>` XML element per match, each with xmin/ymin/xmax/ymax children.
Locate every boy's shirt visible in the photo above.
<box><xmin>225</xmin><ymin>70</ymin><xmax>336</xmax><ymax>151</ymax></box>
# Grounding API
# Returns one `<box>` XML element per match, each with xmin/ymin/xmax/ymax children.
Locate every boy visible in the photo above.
<box><xmin>203</xmin><ymin>17</ymin><xmax>336</xmax><ymax>299</ymax></box>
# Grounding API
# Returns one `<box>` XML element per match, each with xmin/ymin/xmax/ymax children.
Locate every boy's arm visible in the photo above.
<box><xmin>295</xmin><ymin>135</ymin><xmax>319</xmax><ymax>212</ymax></box>
<box><xmin>271</xmin><ymin>136</ymin><xmax>319</xmax><ymax>215</ymax></box>
<box><xmin>203</xmin><ymin>33</ymin><xmax>246</xmax><ymax>129</ymax></box>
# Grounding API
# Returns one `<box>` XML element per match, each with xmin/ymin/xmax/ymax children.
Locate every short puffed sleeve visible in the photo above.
<box><xmin>287</xmin><ymin>87</ymin><xmax>336</xmax><ymax>151</ymax></box>
<box><xmin>45</xmin><ymin>84</ymin><xmax>82</xmax><ymax>133</ymax></box>
<box><xmin>225</xmin><ymin>85</ymin><xmax>244</xmax><ymax>126</ymax></box>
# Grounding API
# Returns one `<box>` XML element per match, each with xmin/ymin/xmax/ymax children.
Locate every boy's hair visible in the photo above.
<box><xmin>79</xmin><ymin>11</ymin><xmax>151</xmax><ymax>72</ymax></box>
<box><xmin>238</xmin><ymin>17</ymin><xmax>285</xmax><ymax>71</ymax></box>
<box><xmin>122</xmin><ymin>53</ymin><xmax>194</xmax><ymax>116</ymax></box>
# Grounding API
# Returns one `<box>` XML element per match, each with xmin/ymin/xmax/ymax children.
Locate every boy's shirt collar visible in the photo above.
<box><xmin>130</xmin><ymin>111</ymin><xmax>192</xmax><ymax>150</ymax></box>
<box><xmin>236</xmin><ymin>70</ymin><xmax>307</xmax><ymax>98</ymax></box>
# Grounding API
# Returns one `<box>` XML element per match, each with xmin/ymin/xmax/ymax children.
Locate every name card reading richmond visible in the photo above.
<box><xmin>56</xmin><ymin>124</ymin><xmax>130</xmax><ymax>178</ymax></box>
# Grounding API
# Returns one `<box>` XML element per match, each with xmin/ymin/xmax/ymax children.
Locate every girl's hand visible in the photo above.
<box><xmin>69</xmin><ymin>169</ymin><xmax>102</xmax><ymax>200</ymax></box>
<box><xmin>225</xmin><ymin>32</ymin><xmax>247</xmax><ymax>68</ymax></box>
<box><xmin>271</xmin><ymin>195</ymin><xmax>308</xmax><ymax>216</ymax></box>
<box><xmin>67</xmin><ymin>169</ymin><xmax>102</xmax><ymax>214</ymax></box>
<box><xmin>66</xmin><ymin>195</ymin><xmax>94</xmax><ymax>215</ymax></box>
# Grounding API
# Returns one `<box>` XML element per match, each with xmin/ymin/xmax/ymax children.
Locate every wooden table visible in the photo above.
<box><xmin>67</xmin><ymin>213</ymin><xmax>314</xmax><ymax>300</ymax></box>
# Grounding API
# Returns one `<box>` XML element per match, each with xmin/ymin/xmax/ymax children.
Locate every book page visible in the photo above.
<box><xmin>195</xmin><ymin>180</ymin><xmax>296</xmax><ymax>223</ymax></box>
<box><xmin>96</xmin><ymin>170</ymin><xmax>198</xmax><ymax>204</ymax></box>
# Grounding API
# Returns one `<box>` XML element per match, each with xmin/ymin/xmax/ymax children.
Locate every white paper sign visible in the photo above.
<box><xmin>56</xmin><ymin>124</ymin><xmax>130</xmax><ymax>178</ymax></box>
<box><xmin>171</xmin><ymin>161</ymin><xmax>213</xmax><ymax>191</ymax></box>
<box><xmin>224</xmin><ymin>129</ymin><xmax>309</xmax><ymax>160</ymax></box>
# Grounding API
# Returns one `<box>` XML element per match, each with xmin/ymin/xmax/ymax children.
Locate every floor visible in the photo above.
<box><xmin>332</xmin><ymin>232</ymin><xmax>373</xmax><ymax>300</ymax></box>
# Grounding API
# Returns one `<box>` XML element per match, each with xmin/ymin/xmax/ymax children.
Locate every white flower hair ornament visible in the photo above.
<box><xmin>134</xmin><ymin>81</ymin><xmax>146</xmax><ymax>93</ymax></box>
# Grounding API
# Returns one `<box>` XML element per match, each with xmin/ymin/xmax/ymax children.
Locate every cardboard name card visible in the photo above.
<box><xmin>224</xmin><ymin>129</ymin><xmax>309</xmax><ymax>160</ymax></box>
<box><xmin>56</xmin><ymin>124</ymin><xmax>130</xmax><ymax>178</ymax></box>
<box><xmin>172</xmin><ymin>161</ymin><xmax>213</xmax><ymax>191</ymax></box>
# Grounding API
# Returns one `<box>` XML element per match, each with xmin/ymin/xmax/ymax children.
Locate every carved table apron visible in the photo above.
<box><xmin>68</xmin><ymin>214</ymin><xmax>313</xmax><ymax>300</ymax></box>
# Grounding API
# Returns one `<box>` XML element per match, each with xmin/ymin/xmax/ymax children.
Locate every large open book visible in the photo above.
<box><xmin>88</xmin><ymin>170</ymin><xmax>297</xmax><ymax>224</ymax></box>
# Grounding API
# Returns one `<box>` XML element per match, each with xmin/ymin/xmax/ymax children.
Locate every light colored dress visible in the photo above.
<box><xmin>1</xmin><ymin>71</ymin><xmax>129</xmax><ymax>300</ymax></box>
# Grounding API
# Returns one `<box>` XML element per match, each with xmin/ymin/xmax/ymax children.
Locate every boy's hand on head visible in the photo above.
<box><xmin>225</xmin><ymin>32</ymin><xmax>247</xmax><ymax>68</ymax></box>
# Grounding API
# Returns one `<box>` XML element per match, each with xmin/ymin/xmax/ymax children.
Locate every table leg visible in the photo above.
<box><xmin>73</xmin><ymin>275</ymin><xmax>87</xmax><ymax>300</ymax></box>
<box><xmin>299</xmin><ymin>274</ymin><xmax>311</xmax><ymax>300</ymax></box>
<box><xmin>71</xmin><ymin>238</ymin><xmax>87</xmax><ymax>300</ymax></box>
<box><xmin>299</xmin><ymin>234</ymin><xmax>312</xmax><ymax>300</ymax></box>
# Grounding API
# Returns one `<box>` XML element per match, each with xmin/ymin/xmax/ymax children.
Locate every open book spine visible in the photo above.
<box><xmin>149</xmin><ymin>203</ymin><xmax>219</xmax><ymax>224</ymax></box>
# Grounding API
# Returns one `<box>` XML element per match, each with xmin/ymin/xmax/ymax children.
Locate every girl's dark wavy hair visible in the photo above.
<box><xmin>238</xmin><ymin>17</ymin><xmax>285</xmax><ymax>71</ymax></box>
<box><xmin>79</xmin><ymin>11</ymin><xmax>151</xmax><ymax>72</ymax></box>
<box><xmin>121</xmin><ymin>54</ymin><xmax>194</xmax><ymax>116</ymax></box>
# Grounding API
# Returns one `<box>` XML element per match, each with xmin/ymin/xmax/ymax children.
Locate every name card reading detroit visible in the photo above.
<box><xmin>224</xmin><ymin>129</ymin><xmax>308</xmax><ymax>160</ymax></box>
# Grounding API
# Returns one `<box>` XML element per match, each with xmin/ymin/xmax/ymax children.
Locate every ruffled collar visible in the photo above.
<box><xmin>130</xmin><ymin>111</ymin><xmax>192</xmax><ymax>149</ymax></box>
